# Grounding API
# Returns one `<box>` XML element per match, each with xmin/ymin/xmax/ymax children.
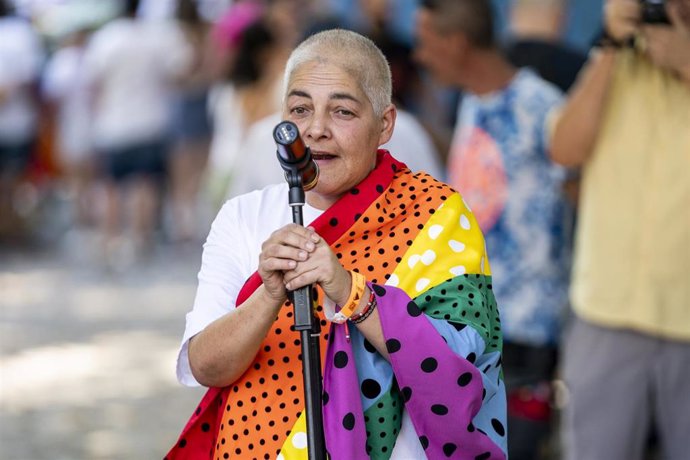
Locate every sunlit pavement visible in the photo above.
<box><xmin>0</xmin><ymin>239</ymin><xmax>207</xmax><ymax>460</ymax></box>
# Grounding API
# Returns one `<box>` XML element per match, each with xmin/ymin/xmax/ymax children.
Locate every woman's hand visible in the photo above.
<box><xmin>283</xmin><ymin>227</ymin><xmax>352</xmax><ymax>306</ymax></box>
<box><xmin>258</xmin><ymin>224</ymin><xmax>321</xmax><ymax>305</ymax></box>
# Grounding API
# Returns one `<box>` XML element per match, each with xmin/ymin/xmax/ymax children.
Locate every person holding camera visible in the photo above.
<box><xmin>550</xmin><ymin>1</ymin><xmax>690</xmax><ymax>459</ymax></box>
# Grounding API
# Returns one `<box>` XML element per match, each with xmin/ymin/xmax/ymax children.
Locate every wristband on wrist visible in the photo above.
<box><xmin>350</xmin><ymin>292</ymin><xmax>377</xmax><ymax>324</ymax></box>
<box><xmin>595</xmin><ymin>29</ymin><xmax>626</xmax><ymax>49</ymax></box>
<box><xmin>332</xmin><ymin>270</ymin><xmax>366</xmax><ymax>324</ymax></box>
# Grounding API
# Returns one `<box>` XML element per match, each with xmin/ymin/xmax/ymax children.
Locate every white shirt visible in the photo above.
<box><xmin>207</xmin><ymin>81</ymin><xmax>283</xmax><ymax>176</ymax></box>
<box><xmin>42</xmin><ymin>45</ymin><xmax>93</xmax><ymax>162</ymax></box>
<box><xmin>178</xmin><ymin>183</ymin><xmax>425</xmax><ymax>459</ymax></box>
<box><xmin>82</xmin><ymin>18</ymin><xmax>190</xmax><ymax>148</ymax></box>
<box><xmin>0</xmin><ymin>17</ymin><xmax>42</xmax><ymax>143</ymax></box>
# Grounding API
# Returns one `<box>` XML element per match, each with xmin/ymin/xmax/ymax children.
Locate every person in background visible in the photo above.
<box><xmin>205</xmin><ymin>4</ymin><xmax>288</xmax><ymax>209</ymax></box>
<box><xmin>550</xmin><ymin>1</ymin><xmax>690</xmax><ymax>459</ymax></box>
<box><xmin>415</xmin><ymin>1</ymin><xmax>571</xmax><ymax>459</ymax></box>
<box><xmin>504</xmin><ymin>0</ymin><xmax>587</xmax><ymax>94</ymax></box>
<box><xmin>82</xmin><ymin>0</ymin><xmax>190</xmax><ymax>266</ymax></box>
<box><xmin>167</xmin><ymin>29</ymin><xmax>507</xmax><ymax>459</ymax></box>
<box><xmin>168</xmin><ymin>0</ymin><xmax>215</xmax><ymax>243</ymax></box>
<box><xmin>356</xmin><ymin>0</ymin><xmax>445</xmax><ymax>178</ymax></box>
<box><xmin>0</xmin><ymin>0</ymin><xmax>43</xmax><ymax>239</ymax></box>
<box><xmin>42</xmin><ymin>26</ymin><xmax>95</xmax><ymax>230</ymax></box>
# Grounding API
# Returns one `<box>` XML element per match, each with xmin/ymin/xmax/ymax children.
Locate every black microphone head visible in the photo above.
<box><xmin>273</xmin><ymin>120</ymin><xmax>319</xmax><ymax>191</ymax></box>
<box><xmin>274</xmin><ymin>121</ymin><xmax>308</xmax><ymax>164</ymax></box>
<box><xmin>273</xmin><ymin>121</ymin><xmax>299</xmax><ymax>146</ymax></box>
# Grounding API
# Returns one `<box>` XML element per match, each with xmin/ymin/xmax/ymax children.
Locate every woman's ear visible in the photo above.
<box><xmin>378</xmin><ymin>104</ymin><xmax>397</xmax><ymax>146</ymax></box>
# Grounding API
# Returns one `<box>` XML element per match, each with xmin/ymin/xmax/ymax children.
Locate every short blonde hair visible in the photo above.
<box><xmin>283</xmin><ymin>29</ymin><xmax>392</xmax><ymax>116</ymax></box>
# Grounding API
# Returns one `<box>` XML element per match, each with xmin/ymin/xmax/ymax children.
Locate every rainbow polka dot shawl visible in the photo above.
<box><xmin>166</xmin><ymin>151</ymin><xmax>507</xmax><ymax>460</ymax></box>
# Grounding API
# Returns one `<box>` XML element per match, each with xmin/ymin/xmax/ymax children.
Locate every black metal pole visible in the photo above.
<box><xmin>273</xmin><ymin>120</ymin><xmax>326</xmax><ymax>459</ymax></box>
<box><xmin>285</xmin><ymin>173</ymin><xmax>327</xmax><ymax>460</ymax></box>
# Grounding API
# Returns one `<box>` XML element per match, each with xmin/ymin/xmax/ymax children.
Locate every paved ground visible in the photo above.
<box><xmin>0</xmin><ymin>237</ymin><xmax>207</xmax><ymax>460</ymax></box>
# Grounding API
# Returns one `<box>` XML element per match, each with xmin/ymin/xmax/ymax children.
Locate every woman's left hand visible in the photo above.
<box><xmin>282</xmin><ymin>227</ymin><xmax>352</xmax><ymax>306</ymax></box>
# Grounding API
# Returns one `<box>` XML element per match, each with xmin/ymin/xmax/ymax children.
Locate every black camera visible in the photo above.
<box><xmin>640</xmin><ymin>0</ymin><xmax>670</xmax><ymax>24</ymax></box>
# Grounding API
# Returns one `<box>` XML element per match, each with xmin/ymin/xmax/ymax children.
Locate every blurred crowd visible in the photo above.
<box><xmin>2</xmin><ymin>0</ymin><xmax>688</xmax><ymax>459</ymax></box>
<box><xmin>0</xmin><ymin>0</ymin><xmax>598</xmax><ymax>261</ymax></box>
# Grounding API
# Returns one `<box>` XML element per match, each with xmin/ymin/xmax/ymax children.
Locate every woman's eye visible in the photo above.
<box><xmin>336</xmin><ymin>109</ymin><xmax>354</xmax><ymax>117</ymax></box>
<box><xmin>290</xmin><ymin>107</ymin><xmax>309</xmax><ymax>117</ymax></box>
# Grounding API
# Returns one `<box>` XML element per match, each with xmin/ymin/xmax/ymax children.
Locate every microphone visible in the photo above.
<box><xmin>273</xmin><ymin>121</ymin><xmax>319</xmax><ymax>191</ymax></box>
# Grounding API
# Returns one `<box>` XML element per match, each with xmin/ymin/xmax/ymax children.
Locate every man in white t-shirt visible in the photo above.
<box><xmin>82</xmin><ymin>0</ymin><xmax>190</xmax><ymax>262</ymax></box>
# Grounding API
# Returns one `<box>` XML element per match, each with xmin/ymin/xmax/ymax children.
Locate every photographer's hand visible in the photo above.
<box><xmin>642</xmin><ymin>2</ymin><xmax>690</xmax><ymax>83</ymax></box>
<box><xmin>605</xmin><ymin>0</ymin><xmax>641</xmax><ymax>43</ymax></box>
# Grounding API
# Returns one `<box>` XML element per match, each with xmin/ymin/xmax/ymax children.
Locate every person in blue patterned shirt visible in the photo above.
<box><xmin>415</xmin><ymin>1</ymin><xmax>572</xmax><ymax>459</ymax></box>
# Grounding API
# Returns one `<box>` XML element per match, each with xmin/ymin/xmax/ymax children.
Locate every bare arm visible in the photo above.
<box><xmin>188</xmin><ymin>224</ymin><xmax>319</xmax><ymax>387</ymax></box>
<box><xmin>188</xmin><ymin>286</ymin><xmax>284</xmax><ymax>387</ymax></box>
<box><xmin>550</xmin><ymin>0</ymin><xmax>645</xmax><ymax>167</ymax></box>
<box><xmin>549</xmin><ymin>48</ymin><xmax>618</xmax><ymax>167</ymax></box>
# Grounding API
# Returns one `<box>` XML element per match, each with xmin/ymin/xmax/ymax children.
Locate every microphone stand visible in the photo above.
<box><xmin>282</xmin><ymin>167</ymin><xmax>327</xmax><ymax>460</ymax></box>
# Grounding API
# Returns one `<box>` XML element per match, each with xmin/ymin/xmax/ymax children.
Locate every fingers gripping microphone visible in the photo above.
<box><xmin>273</xmin><ymin>121</ymin><xmax>319</xmax><ymax>191</ymax></box>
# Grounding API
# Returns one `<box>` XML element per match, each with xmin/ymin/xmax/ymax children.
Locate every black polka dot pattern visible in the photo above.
<box><xmin>491</xmin><ymin>418</ymin><xmax>505</xmax><ymax>437</ymax></box>
<box><xmin>334</xmin><ymin>351</ymin><xmax>349</xmax><ymax>369</ymax></box>
<box><xmin>443</xmin><ymin>443</ymin><xmax>458</xmax><ymax>457</ymax></box>
<box><xmin>413</xmin><ymin>275</ymin><xmax>502</xmax><ymax>352</ymax></box>
<box><xmin>458</xmin><ymin>372</ymin><xmax>473</xmax><ymax>387</ymax></box>
<box><xmin>361</xmin><ymin>388</ymin><xmax>403</xmax><ymax>455</ymax></box>
<box><xmin>401</xmin><ymin>386</ymin><xmax>412</xmax><ymax>402</ymax></box>
<box><xmin>168</xmin><ymin>160</ymin><xmax>505</xmax><ymax>460</ymax></box>
<box><xmin>342</xmin><ymin>412</ymin><xmax>355</xmax><ymax>430</ymax></box>
<box><xmin>419</xmin><ymin>435</ymin><xmax>429</xmax><ymax>450</ymax></box>
<box><xmin>385</xmin><ymin>339</ymin><xmax>401</xmax><ymax>354</ymax></box>
<box><xmin>431</xmin><ymin>404</ymin><xmax>449</xmax><ymax>415</ymax></box>
<box><xmin>407</xmin><ymin>300</ymin><xmax>423</xmax><ymax>317</ymax></box>
<box><xmin>421</xmin><ymin>357</ymin><xmax>438</xmax><ymax>373</ymax></box>
<box><xmin>361</xmin><ymin>379</ymin><xmax>382</xmax><ymax>399</ymax></box>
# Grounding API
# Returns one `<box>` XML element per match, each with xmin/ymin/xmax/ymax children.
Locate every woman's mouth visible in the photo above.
<box><xmin>312</xmin><ymin>152</ymin><xmax>337</xmax><ymax>161</ymax></box>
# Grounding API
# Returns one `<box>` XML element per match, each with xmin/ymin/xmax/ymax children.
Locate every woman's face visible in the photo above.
<box><xmin>284</xmin><ymin>60</ymin><xmax>395</xmax><ymax>210</ymax></box>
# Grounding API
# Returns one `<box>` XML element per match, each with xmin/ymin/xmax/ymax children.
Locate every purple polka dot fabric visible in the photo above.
<box><xmin>323</xmin><ymin>283</ymin><xmax>506</xmax><ymax>459</ymax></box>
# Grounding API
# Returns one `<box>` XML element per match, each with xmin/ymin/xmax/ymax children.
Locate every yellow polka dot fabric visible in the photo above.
<box><xmin>277</xmin><ymin>413</ymin><xmax>308</xmax><ymax>459</ymax></box>
<box><xmin>388</xmin><ymin>193</ymin><xmax>491</xmax><ymax>297</ymax></box>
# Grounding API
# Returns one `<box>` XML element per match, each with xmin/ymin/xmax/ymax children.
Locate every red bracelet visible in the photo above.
<box><xmin>350</xmin><ymin>290</ymin><xmax>376</xmax><ymax>323</ymax></box>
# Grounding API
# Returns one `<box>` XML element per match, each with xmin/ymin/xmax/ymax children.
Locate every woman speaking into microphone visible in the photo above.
<box><xmin>167</xmin><ymin>29</ymin><xmax>507</xmax><ymax>460</ymax></box>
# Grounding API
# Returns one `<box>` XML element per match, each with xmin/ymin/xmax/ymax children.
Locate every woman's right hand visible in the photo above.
<box><xmin>605</xmin><ymin>0</ymin><xmax>642</xmax><ymax>42</ymax></box>
<box><xmin>258</xmin><ymin>223</ymin><xmax>320</xmax><ymax>305</ymax></box>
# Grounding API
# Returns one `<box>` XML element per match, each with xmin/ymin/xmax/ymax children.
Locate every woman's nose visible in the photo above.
<box><xmin>304</xmin><ymin>112</ymin><xmax>329</xmax><ymax>141</ymax></box>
